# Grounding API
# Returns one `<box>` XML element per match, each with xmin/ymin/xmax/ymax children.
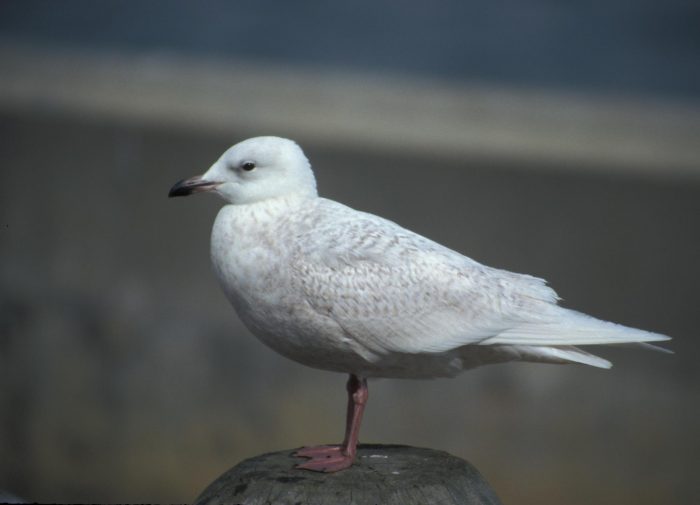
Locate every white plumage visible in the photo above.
<box><xmin>173</xmin><ymin>136</ymin><xmax>670</xmax><ymax>379</ymax></box>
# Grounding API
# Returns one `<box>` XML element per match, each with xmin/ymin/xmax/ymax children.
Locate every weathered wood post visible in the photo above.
<box><xmin>194</xmin><ymin>444</ymin><xmax>502</xmax><ymax>505</ymax></box>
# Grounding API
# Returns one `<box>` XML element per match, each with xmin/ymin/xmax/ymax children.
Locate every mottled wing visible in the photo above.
<box><xmin>291</xmin><ymin>200</ymin><xmax>559</xmax><ymax>356</ymax></box>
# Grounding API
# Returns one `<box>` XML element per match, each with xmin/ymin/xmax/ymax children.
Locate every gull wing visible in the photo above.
<box><xmin>291</xmin><ymin>199</ymin><xmax>562</xmax><ymax>356</ymax></box>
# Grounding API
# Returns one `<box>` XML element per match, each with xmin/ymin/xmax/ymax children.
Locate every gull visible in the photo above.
<box><xmin>169</xmin><ymin>136</ymin><xmax>670</xmax><ymax>472</ymax></box>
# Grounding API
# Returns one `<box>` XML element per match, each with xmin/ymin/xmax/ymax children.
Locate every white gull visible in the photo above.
<box><xmin>169</xmin><ymin>136</ymin><xmax>670</xmax><ymax>472</ymax></box>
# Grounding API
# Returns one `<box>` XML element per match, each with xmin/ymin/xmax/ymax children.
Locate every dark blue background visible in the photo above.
<box><xmin>1</xmin><ymin>0</ymin><xmax>698</xmax><ymax>98</ymax></box>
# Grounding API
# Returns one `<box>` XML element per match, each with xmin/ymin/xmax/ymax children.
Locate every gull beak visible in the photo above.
<box><xmin>168</xmin><ymin>175</ymin><xmax>221</xmax><ymax>197</ymax></box>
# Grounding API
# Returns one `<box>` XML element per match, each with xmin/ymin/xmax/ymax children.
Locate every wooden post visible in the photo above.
<box><xmin>195</xmin><ymin>444</ymin><xmax>502</xmax><ymax>505</ymax></box>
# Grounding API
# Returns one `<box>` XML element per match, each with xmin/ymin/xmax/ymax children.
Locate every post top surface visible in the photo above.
<box><xmin>195</xmin><ymin>444</ymin><xmax>501</xmax><ymax>505</ymax></box>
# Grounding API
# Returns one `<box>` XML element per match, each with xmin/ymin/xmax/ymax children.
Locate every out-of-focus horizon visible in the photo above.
<box><xmin>1</xmin><ymin>0</ymin><xmax>699</xmax><ymax>99</ymax></box>
<box><xmin>0</xmin><ymin>2</ymin><xmax>698</xmax><ymax>504</ymax></box>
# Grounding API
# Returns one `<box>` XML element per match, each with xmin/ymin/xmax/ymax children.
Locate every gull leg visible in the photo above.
<box><xmin>295</xmin><ymin>374</ymin><xmax>368</xmax><ymax>472</ymax></box>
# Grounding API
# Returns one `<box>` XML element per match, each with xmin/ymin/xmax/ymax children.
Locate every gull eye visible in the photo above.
<box><xmin>241</xmin><ymin>161</ymin><xmax>256</xmax><ymax>171</ymax></box>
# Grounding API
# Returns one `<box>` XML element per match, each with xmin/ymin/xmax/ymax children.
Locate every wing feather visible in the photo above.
<box><xmin>291</xmin><ymin>199</ymin><xmax>558</xmax><ymax>355</ymax></box>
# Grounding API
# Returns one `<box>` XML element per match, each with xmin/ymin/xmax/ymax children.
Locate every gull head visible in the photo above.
<box><xmin>168</xmin><ymin>136</ymin><xmax>317</xmax><ymax>204</ymax></box>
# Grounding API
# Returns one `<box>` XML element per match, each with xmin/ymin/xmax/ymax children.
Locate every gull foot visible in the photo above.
<box><xmin>294</xmin><ymin>445</ymin><xmax>355</xmax><ymax>472</ymax></box>
<box><xmin>295</xmin><ymin>445</ymin><xmax>343</xmax><ymax>458</ymax></box>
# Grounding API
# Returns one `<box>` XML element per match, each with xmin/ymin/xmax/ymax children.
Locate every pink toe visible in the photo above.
<box><xmin>295</xmin><ymin>454</ymin><xmax>354</xmax><ymax>473</ymax></box>
<box><xmin>295</xmin><ymin>445</ymin><xmax>342</xmax><ymax>458</ymax></box>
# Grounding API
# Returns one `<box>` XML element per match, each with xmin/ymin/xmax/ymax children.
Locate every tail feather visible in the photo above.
<box><xmin>629</xmin><ymin>342</ymin><xmax>674</xmax><ymax>354</ymax></box>
<box><xmin>513</xmin><ymin>345</ymin><xmax>613</xmax><ymax>369</ymax></box>
<box><xmin>483</xmin><ymin>308</ymin><xmax>670</xmax><ymax>347</ymax></box>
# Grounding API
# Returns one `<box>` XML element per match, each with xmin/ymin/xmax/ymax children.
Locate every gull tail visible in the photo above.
<box><xmin>635</xmin><ymin>341</ymin><xmax>674</xmax><ymax>354</ymax></box>
<box><xmin>511</xmin><ymin>345</ymin><xmax>613</xmax><ymax>369</ymax></box>
<box><xmin>482</xmin><ymin>308</ymin><xmax>671</xmax><ymax>361</ymax></box>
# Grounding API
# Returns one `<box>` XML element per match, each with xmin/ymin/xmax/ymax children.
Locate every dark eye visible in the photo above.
<box><xmin>241</xmin><ymin>161</ymin><xmax>256</xmax><ymax>171</ymax></box>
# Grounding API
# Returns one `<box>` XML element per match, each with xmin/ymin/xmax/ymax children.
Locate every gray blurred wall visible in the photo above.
<box><xmin>0</xmin><ymin>44</ymin><xmax>698</xmax><ymax>505</ymax></box>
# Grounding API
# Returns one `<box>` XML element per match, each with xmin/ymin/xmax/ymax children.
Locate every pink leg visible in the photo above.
<box><xmin>295</xmin><ymin>374</ymin><xmax>368</xmax><ymax>472</ymax></box>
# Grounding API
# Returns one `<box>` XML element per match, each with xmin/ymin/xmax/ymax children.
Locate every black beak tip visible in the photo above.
<box><xmin>168</xmin><ymin>176</ymin><xmax>219</xmax><ymax>198</ymax></box>
<box><xmin>168</xmin><ymin>179</ymin><xmax>190</xmax><ymax>198</ymax></box>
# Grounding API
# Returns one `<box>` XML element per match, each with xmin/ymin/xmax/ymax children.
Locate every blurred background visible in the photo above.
<box><xmin>1</xmin><ymin>1</ymin><xmax>698</xmax><ymax>504</ymax></box>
